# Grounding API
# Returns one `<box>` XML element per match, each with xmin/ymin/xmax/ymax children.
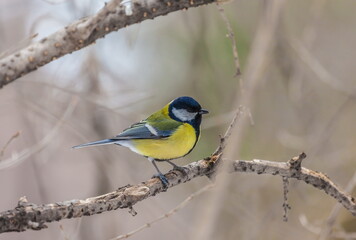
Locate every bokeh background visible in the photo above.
<box><xmin>1</xmin><ymin>0</ymin><xmax>356</xmax><ymax>239</ymax></box>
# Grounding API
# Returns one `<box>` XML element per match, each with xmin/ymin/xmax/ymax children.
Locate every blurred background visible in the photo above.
<box><xmin>1</xmin><ymin>0</ymin><xmax>356</xmax><ymax>239</ymax></box>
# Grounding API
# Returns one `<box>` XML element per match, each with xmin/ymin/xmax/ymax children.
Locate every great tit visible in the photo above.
<box><xmin>73</xmin><ymin>96</ymin><xmax>208</xmax><ymax>187</ymax></box>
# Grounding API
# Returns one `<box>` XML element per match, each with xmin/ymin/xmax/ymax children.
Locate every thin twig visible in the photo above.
<box><xmin>0</xmin><ymin>131</ymin><xmax>20</xmax><ymax>159</ymax></box>
<box><xmin>111</xmin><ymin>184</ymin><xmax>215</xmax><ymax>240</ymax></box>
<box><xmin>282</xmin><ymin>176</ymin><xmax>291</xmax><ymax>222</ymax></box>
<box><xmin>207</xmin><ymin>106</ymin><xmax>245</xmax><ymax>180</ymax></box>
<box><xmin>212</xmin><ymin>105</ymin><xmax>245</xmax><ymax>156</ymax></box>
<box><xmin>216</xmin><ymin>3</ymin><xmax>242</xmax><ymax>77</ymax></box>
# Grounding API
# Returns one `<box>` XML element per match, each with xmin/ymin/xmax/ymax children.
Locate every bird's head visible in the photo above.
<box><xmin>168</xmin><ymin>96</ymin><xmax>209</xmax><ymax>124</ymax></box>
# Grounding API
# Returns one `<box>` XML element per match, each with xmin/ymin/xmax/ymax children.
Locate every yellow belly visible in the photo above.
<box><xmin>132</xmin><ymin>123</ymin><xmax>197</xmax><ymax>160</ymax></box>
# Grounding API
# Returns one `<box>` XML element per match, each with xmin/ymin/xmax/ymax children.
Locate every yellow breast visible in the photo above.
<box><xmin>132</xmin><ymin>123</ymin><xmax>197</xmax><ymax>160</ymax></box>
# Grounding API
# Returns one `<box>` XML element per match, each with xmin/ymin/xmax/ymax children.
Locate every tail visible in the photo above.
<box><xmin>72</xmin><ymin>139</ymin><xmax>119</xmax><ymax>149</ymax></box>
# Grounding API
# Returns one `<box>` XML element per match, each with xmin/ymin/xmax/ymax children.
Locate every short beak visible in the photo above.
<box><xmin>199</xmin><ymin>109</ymin><xmax>209</xmax><ymax>115</ymax></box>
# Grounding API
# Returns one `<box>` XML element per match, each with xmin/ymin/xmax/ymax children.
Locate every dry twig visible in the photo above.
<box><xmin>216</xmin><ymin>3</ymin><xmax>241</xmax><ymax>77</ymax></box>
<box><xmin>212</xmin><ymin>106</ymin><xmax>244</xmax><ymax>156</ymax></box>
<box><xmin>282</xmin><ymin>176</ymin><xmax>291</xmax><ymax>222</ymax></box>
<box><xmin>0</xmin><ymin>151</ymin><xmax>355</xmax><ymax>233</ymax></box>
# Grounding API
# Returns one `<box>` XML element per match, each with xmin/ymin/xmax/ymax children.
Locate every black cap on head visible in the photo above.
<box><xmin>170</xmin><ymin>96</ymin><xmax>201</xmax><ymax>112</ymax></box>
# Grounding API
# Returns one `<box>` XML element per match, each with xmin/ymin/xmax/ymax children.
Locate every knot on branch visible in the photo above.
<box><xmin>17</xmin><ymin>196</ymin><xmax>28</xmax><ymax>207</ymax></box>
<box><xmin>11</xmin><ymin>196</ymin><xmax>49</xmax><ymax>231</ymax></box>
<box><xmin>16</xmin><ymin>196</ymin><xmax>36</xmax><ymax>209</ymax></box>
<box><xmin>204</xmin><ymin>153</ymin><xmax>222</xmax><ymax>180</ymax></box>
<box><xmin>287</xmin><ymin>152</ymin><xmax>306</xmax><ymax>172</ymax></box>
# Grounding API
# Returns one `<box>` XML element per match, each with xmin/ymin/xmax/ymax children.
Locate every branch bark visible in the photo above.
<box><xmin>0</xmin><ymin>0</ymin><xmax>216</xmax><ymax>89</ymax></box>
<box><xmin>0</xmin><ymin>152</ymin><xmax>355</xmax><ymax>233</ymax></box>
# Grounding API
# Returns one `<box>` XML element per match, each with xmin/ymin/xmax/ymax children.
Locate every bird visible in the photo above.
<box><xmin>73</xmin><ymin>96</ymin><xmax>208</xmax><ymax>187</ymax></box>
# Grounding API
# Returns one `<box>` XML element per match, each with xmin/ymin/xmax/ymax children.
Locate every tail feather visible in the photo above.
<box><xmin>72</xmin><ymin>139</ymin><xmax>118</xmax><ymax>149</ymax></box>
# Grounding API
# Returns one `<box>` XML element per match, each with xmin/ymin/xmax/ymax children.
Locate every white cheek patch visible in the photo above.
<box><xmin>145</xmin><ymin>123</ymin><xmax>158</xmax><ymax>136</ymax></box>
<box><xmin>172</xmin><ymin>108</ymin><xmax>197</xmax><ymax>122</ymax></box>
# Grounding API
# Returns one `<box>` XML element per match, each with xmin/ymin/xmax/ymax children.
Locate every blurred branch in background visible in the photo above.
<box><xmin>0</xmin><ymin>97</ymin><xmax>78</xmax><ymax>170</ymax></box>
<box><xmin>0</xmin><ymin>131</ymin><xmax>20</xmax><ymax>159</ymax></box>
<box><xmin>0</xmin><ymin>0</ymin><xmax>218</xmax><ymax>89</ymax></box>
<box><xmin>111</xmin><ymin>184</ymin><xmax>215</xmax><ymax>240</ymax></box>
<box><xmin>290</xmin><ymin>39</ymin><xmax>356</xmax><ymax>97</ymax></box>
<box><xmin>300</xmin><ymin>213</ymin><xmax>356</xmax><ymax>239</ymax></box>
<box><xmin>285</xmin><ymin>0</ymin><xmax>327</xmax><ymax>102</ymax></box>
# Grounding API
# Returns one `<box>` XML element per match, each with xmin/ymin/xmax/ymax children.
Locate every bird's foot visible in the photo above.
<box><xmin>153</xmin><ymin>173</ymin><xmax>169</xmax><ymax>189</ymax></box>
<box><xmin>166</xmin><ymin>160</ymin><xmax>188</xmax><ymax>175</ymax></box>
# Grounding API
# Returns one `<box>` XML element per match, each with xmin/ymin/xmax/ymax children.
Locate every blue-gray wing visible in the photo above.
<box><xmin>72</xmin><ymin>121</ymin><xmax>175</xmax><ymax>149</ymax></box>
<box><xmin>113</xmin><ymin>122</ymin><xmax>172</xmax><ymax>140</ymax></box>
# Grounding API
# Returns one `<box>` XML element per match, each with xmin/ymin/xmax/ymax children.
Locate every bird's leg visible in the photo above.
<box><xmin>166</xmin><ymin>160</ymin><xmax>188</xmax><ymax>175</ymax></box>
<box><xmin>150</xmin><ymin>158</ymin><xmax>169</xmax><ymax>188</ymax></box>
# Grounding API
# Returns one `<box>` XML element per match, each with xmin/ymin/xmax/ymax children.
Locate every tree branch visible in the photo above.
<box><xmin>1</xmin><ymin>111</ymin><xmax>355</xmax><ymax>233</ymax></box>
<box><xmin>0</xmin><ymin>0</ymin><xmax>217</xmax><ymax>89</ymax></box>
<box><xmin>0</xmin><ymin>152</ymin><xmax>355</xmax><ymax>233</ymax></box>
<box><xmin>232</xmin><ymin>154</ymin><xmax>356</xmax><ymax>216</ymax></box>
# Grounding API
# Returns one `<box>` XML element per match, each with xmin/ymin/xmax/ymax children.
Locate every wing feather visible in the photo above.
<box><xmin>73</xmin><ymin>114</ymin><xmax>183</xmax><ymax>149</ymax></box>
<box><xmin>113</xmin><ymin>120</ymin><xmax>177</xmax><ymax>140</ymax></box>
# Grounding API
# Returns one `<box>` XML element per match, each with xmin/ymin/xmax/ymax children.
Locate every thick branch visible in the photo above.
<box><xmin>0</xmin><ymin>153</ymin><xmax>355</xmax><ymax>233</ymax></box>
<box><xmin>0</xmin><ymin>0</ymin><xmax>216</xmax><ymax>88</ymax></box>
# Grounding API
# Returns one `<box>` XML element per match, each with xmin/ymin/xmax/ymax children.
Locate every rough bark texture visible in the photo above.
<box><xmin>232</xmin><ymin>154</ymin><xmax>356</xmax><ymax>216</ymax></box>
<box><xmin>0</xmin><ymin>153</ymin><xmax>355</xmax><ymax>233</ymax></box>
<box><xmin>0</xmin><ymin>0</ymin><xmax>216</xmax><ymax>88</ymax></box>
<box><xmin>0</xmin><ymin>156</ymin><xmax>216</xmax><ymax>233</ymax></box>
